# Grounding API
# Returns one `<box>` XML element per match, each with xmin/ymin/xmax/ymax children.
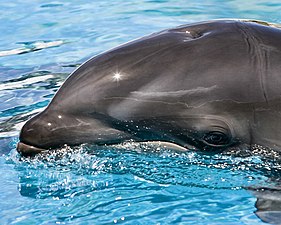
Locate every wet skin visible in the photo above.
<box><xmin>17</xmin><ymin>19</ymin><xmax>281</xmax><ymax>156</ymax></box>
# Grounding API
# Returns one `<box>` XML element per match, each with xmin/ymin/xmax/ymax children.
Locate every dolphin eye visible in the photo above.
<box><xmin>202</xmin><ymin>131</ymin><xmax>230</xmax><ymax>146</ymax></box>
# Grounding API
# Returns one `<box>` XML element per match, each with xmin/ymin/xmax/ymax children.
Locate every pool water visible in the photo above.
<box><xmin>1</xmin><ymin>0</ymin><xmax>281</xmax><ymax>224</ymax></box>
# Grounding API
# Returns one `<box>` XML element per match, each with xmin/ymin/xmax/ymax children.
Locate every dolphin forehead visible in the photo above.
<box><xmin>49</xmin><ymin>20</ymin><xmax>281</xmax><ymax>115</ymax></box>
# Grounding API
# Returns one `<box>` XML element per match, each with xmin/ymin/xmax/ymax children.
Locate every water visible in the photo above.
<box><xmin>1</xmin><ymin>0</ymin><xmax>281</xmax><ymax>224</ymax></box>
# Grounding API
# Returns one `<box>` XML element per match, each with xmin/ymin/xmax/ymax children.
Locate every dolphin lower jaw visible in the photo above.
<box><xmin>17</xmin><ymin>142</ymin><xmax>47</xmax><ymax>156</ymax></box>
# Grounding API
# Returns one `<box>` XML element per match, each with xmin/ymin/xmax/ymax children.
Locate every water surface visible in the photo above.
<box><xmin>1</xmin><ymin>0</ymin><xmax>281</xmax><ymax>224</ymax></box>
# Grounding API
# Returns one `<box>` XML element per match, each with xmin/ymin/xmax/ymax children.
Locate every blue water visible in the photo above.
<box><xmin>1</xmin><ymin>0</ymin><xmax>281</xmax><ymax>224</ymax></box>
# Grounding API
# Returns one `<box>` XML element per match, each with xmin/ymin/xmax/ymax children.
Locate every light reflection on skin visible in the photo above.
<box><xmin>113</xmin><ymin>72</ymin><xmax>122</xmax><ymax>82</ymax></box>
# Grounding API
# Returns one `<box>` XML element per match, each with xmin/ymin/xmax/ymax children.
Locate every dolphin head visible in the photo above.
<box><xmin>17</xmin><ymin>19</ymin><xmax>281</xmax><ymax>156</ymax></box>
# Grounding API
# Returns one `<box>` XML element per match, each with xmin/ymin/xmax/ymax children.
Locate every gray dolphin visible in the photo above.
<box><xmin>17</xmin><ymin>19</ymin><xmax>281</xmax><ymax>156</ymax></box>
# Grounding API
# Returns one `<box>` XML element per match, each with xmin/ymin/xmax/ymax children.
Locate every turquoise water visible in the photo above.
<box><xmin>1</xmin><ymin>0</ymin><xmax>281</xmax><ymax>224</ymax></box>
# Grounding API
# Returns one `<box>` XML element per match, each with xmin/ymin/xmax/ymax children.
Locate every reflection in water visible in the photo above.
<box><xmin>0</xmin><ymin>40</ymin><xmax>67</xmax><ymax>57</ymax></box>
<box><xmin>0</xmin><ymin>74</ymin><xmax>54</xmax><ymax>91</ymax></box>
<box><xmin>0</xmin><ymin>69</ymin><xmax>71</xmax><ymax>138</ymax></box>
<box><xmin>249</xmin><ymin>186</ymin><xmax>281</xmax><ymax>225</ymax></box>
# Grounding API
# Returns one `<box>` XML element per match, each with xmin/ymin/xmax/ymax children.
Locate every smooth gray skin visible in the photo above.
<box><xmin>17</xmin><ymin>19</ymin><xmax>281</xmax><ymax>156</ymax></box>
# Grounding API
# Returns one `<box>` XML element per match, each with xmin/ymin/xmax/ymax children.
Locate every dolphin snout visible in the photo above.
<box><xmin>17</xmin><ymin>142</ymin><xmax>46</xmax><ymax>156</ymax></box>
<box><xmin>17</xmin><ymin>112</ymin><xmax>51</xmax><ymax>156</ymax></box>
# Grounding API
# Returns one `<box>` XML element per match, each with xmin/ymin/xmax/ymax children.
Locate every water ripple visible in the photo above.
<box><xmin>3</xmin><ymin>143</ymin><xmax>274</xmax><ymax>224</ymax></box>
<box><xmin>0</xmin><ymin>40</ymin><xmax>68</xmax><ymax>57</ymax></box>
<box><xmin>1</xmin><ymin>0</ymin><xmax>281</xmax><ymax>224</ymax></box>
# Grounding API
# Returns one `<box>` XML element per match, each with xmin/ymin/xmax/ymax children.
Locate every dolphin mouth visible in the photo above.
<box><xmin>16</xmin><ymin>140</ymin><xmax>190</xmax><ymax>157</ymax></box>
<box><xmin>17</xmin><ymin>142</ymin><xmax>47</xmax><ymax>156</ymax></box>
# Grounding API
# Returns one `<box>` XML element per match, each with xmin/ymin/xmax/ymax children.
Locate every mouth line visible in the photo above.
<box><xmin>16</xmin><ymin>140</ymin><xmax>191</xmax><ymax>157</ymax></box>
<box><xmin>17</xmin><ymin>142</ymin><xmax>47</xmax><ymax>156</ymax></box>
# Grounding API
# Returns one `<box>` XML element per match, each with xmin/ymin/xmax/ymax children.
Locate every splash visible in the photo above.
<box><xmin>8</xmin><ymin>141</ymin><xmax>281</xmax><ymax>200</ymax></box>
